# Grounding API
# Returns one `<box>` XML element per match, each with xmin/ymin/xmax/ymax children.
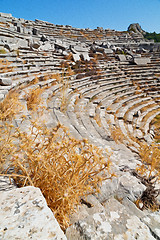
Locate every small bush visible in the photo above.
<box><xmin>0</xmin><ymin>48</ymin><xmax>7</xmax><ymax>54</ymax></box>
<box><xmin>135</xmin><ymin>142</ymin><xmax>160</xmax><ymax>211</ymax></box>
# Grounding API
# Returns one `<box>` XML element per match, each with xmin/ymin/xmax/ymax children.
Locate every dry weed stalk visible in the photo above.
<box><xmin>0</xmin><ymin>88</ymin><xmax>113</xmax><ymax>230</ymax></box>
<box><xmin>109</xmin><ymin>125</ymin><xmax>124</xmax><ymax>144</ymax></box>
<box><xmin>93</xmin><ymin>111</ymin><xmax>102</xmax><ymax>127</ymax></box>
<box><xmin>57</xmin><ymin>66</ymin><xmax>75</xmax><ymax>113</ymax></box>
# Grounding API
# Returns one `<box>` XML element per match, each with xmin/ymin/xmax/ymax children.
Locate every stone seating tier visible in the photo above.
<box><xmin>0</xmin><ymin>13</ymin><xmax>160</xmax><ymax>239</ymax></box>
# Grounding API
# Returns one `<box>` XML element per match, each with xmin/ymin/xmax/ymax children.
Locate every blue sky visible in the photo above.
<box><xmin>1</xmin><ymin>0</ymin><xmax>160</xmax><ymax>32</ymax></box>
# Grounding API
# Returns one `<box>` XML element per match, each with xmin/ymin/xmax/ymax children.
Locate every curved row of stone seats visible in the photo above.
<box><xmin>10</xmin><ymin>55</ymin><xmax>145</xmax><ymax>155</ymax></box>
<box><xmin>106</xmin><ymin>90</ymin><xmax>159</xmax><ymax>141</ymax></box>
<box><xmin>120</xmin><ymin>103</ymin><xmax>159</xmax><ymax>139</ymax></box>
<box><xmin>70</xmin><ymin>60</ymin><xmax>159</xmax><ymax>147</ymax></box>
<box><xmin>64</xmin><ymin>79</ymin><xmax>140</xmax><ymax>152</ymax></box>
<box><xmin>36</xmin><ymin>57</ymin><xmax>126</xmax><ymax>147</ymax></box>
<box><xmin>1</xmin><ymin>14</ymin><xmax>160</xmax><ymax>239</ymax></box>
<box><xmin>0</xmin><ymin>21</ymin><xmax>159</xmax><ymax>145</ymax></box>
<box><xmin>47</xmin><ymin>74</ymin><xmax>136</xmax><ymax>150</ymax></box>
<box><xmin>1</xmin><ymin>45</ymin><xmax>159</xmax><ymax>151</ymax></box>
<box><xmin>0</xmin><ymin>48</ymin><xmax>67</xmax><ymax>81</ymax></box>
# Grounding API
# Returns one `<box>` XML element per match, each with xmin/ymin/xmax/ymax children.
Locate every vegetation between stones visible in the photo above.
<box><xmin>0</xmin><ymin>89</ymin><xmax>113</xmax><ymax>230</ymax></box>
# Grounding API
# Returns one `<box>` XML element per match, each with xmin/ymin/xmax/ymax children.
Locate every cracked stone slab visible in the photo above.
<box><xmin>142</xmin><ymin>211</ymin><xmax>160</xmax><ymax>239</ymax></box>
<box><xmin>0</xmin><ymin>186</ymin><xmax>66</xmax><ymax>240</ymax></box>
<box><xmin>66</xmin><ymin>197</ymin><xmax>156</xmax><ymax>240</ymax></box>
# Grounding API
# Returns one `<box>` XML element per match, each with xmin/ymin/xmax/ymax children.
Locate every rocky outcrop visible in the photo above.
<box><xmin>128</xmin><ymin>23</ymin><xmax>146</xmax><ymax>35</ymax></box>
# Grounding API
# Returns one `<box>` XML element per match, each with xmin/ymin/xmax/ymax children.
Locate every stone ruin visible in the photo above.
<box><xmin>0</xmin><ymin>12</ymin><xmax>160</xmax><ymax>239</ymax></box>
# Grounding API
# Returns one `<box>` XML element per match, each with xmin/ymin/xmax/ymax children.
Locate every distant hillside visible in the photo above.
<box><xmin>144</xmin><ymin>32</ymin><xmax>160</xmax><ymax>42</ymax></box>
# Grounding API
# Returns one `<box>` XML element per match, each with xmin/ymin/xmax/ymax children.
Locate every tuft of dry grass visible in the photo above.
<box><xmin>0</xmin><ymin>90</ymin><xmax>22</xmax><ymax>121</ymax></box>
<box><xmin>0</xmin><ymin>59</ymin><xmax>15</xmax><ymax>73</ymax></box>
<box><xmin>134</xmin><ymin>142</ymin><xmax>160</xmax><ymax>211</ymax></box>
<box><xmin>0</xmin><ymin>88</ymin><xmax>113</xmax><ymax>230</ymax></box>
<box><xmin>109</xmin><ymin>125</ymin><xmax>125</xmax><ymax>144</ymax></box>
<box><xmin>137</xmin><ymin>142</ymin><xmax>160</xmax><ymax>178</ymax></box>
<box><xmin>24</xmin><ymin>87</ymin><xmax>44</xmax><ymax>112</ymax></box>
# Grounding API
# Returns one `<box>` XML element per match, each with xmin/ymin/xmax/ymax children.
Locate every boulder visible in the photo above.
<box><xmin>0</xmin><ymin>186</ymin><xmax>67</xmax><ymax>240</ymax></box>
<box><xmin>128</xmin><ymin>23</ymin><xmax>146</xmax><ymax>35</ymax></box>
<box><xmin>0</xmin><ymin>78</ymin><xmax>12</xmax><ymax>86</ymax></box>
<box><xmin>117</xmin><ymin>172</ymin><xmax>146</xmax><ymax>201</ymax></box>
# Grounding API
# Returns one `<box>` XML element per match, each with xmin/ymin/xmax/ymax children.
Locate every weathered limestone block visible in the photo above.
<box><xmin>39</xmin><ymin>42</ymin><xmax>55</xmax><ymax>51</ymax></box>
<box><xmin>66</xmin><ymin>197</ymin><xmax>155</xmax><ymax>240</ymax></box>
<box><xmin>117</xmin><ymin>54</ymin><xmax>127</xmax><ymax>62</ymax></box>
<box><xmin>96</xmin><ymin>177</ymin><xmax>119</xmax><ymax>203</ymax></box>
<box><xmin>17</xmin><ymin>39</ymin><xmax>29</xmax><ymax>49</ymax></box>
<box><xmin>73</xmin><ymin>53</ymin><xmax>80</xmax><ymax>62</ymax></box>
<box><xmin>0</xmin><ymin>12</ymin><xmax>12</xmax><ymax>18</ymax></box>
<box><xmin>4</xmin><ymin>43</ymin><xmax>19</xmax><ymax>52</ymax></box>
<box><xmin>73</xmin><ymin>45</ymin><xmax>89</xmax><ymax>52</ymax></box>
<box><xmin>104</xmin><ymin>49</ymin><xmax>113</xmax><ymax>54</ymax></box>
<box><xmin>0</xmin><ymin>186</ymin><xmax>67</xmax><ymax>240</ymax></box>
<box><xmin>117</xmin><ymin>172</ymin><xmax>146</xmax><ymax>201</ymax></box>
<box><xmin>142</xmin><ymin>211</ymin><xmax>160</xmax><ymax>239</ymax></box>
<box><xmin>133</xmin><ymin>57</ymin><xmax>151</xmax><ymax>65</ymax></box>
<box><xmin>0</xmin><ymin>77</ymin><xmax>12</xmax><ymax>86</ymax></box>
<box><xmin>55</xmin><ymin>42</ymin><xmax>67</xmax><ymax>51</ymax></box>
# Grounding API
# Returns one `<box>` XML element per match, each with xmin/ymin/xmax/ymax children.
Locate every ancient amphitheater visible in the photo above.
<box><xmin>0</xmin><ymin>12</ymin><xmax>160</xmax><ymax>239</ymax></box>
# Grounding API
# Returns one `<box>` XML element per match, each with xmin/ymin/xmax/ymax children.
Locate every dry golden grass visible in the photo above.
<box><xmin>134</xmin><ymin>142</ymin><xmax>160</xmax><ymax>211</ymax></box>
<box><xmin>24</xmin><ymin>87</ymin><xmax>44</xmax><ymax>112</ymax></box>
<box><xmin>93</xmin><ymin>111</ymin><xmax>102</xmax><ymax>128</ymax></box>
<box><xmin>137</xmin><ymin>142</ymin><xmax>160</xmax><ymax>178</ymax></box>
<box><xmin>0</xmin><ymin>90</ymin><xmax>22</xmax><ymax>121</ymax></box>
<box><xmin>107</xmin><ymin>123</ymin><xmax>125</xmax><ymax>144</ymax></box>
<box><xmin>0</xmin><ymin>59</ymin><xmax>14</xmax><ymax>73</ymax></box>
<box><xmin>0</xmin><ymin>87</ymin><xmax>113</xmax><ymax>230</ymax></box>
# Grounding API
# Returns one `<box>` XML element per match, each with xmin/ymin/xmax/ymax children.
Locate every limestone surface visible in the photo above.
<box><xmin>0</xmin><ymin>186</ymin><xmax>67</xmax><ymax>240</ymax></box>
